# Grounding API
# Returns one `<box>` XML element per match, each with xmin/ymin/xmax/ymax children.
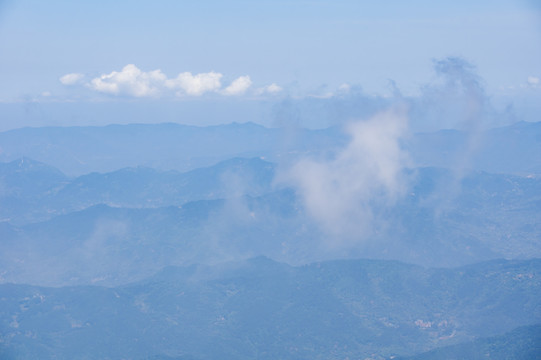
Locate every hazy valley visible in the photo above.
<box><xmin>0</xmin><ymin>120</ymin><xmax>540</xmax><ymax>359</ymax></box>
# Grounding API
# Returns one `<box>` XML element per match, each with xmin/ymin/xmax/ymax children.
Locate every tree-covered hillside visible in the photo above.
<box><xmin>0</xmin><ymin>257</ymin><xmax>539</xmax><ymax>359</ymax></box>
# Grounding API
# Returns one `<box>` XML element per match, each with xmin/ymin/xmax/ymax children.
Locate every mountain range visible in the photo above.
<box><xmin>0</xmin><ymin>120</ymin><xmax>539</xmax><ymax>359</ymax></box>
<box><xmin>0</xmin><ymin>257</ymin><xmax>539</xmax><ymax>360</ymax></box>
<box><xmin>0</xmin><ymin>152</ymin><xmax>540</xmax><ymax>286</ymax></box>
<box><xmin>0</xmin><ymin>121</ymin><xmax>539</xmax><ymax>176</ymax></box>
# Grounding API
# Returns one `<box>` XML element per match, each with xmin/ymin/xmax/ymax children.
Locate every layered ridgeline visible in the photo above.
<box><xmin>0</xmin><ymin>121</ymin><xmax>540</xmax><ymax>176</ymax></box>
<box><xmin>0</xmin><ymin>257</ymin><xmax>539</xmax><ymax>360</ymax></box>
<box><xmin>0</xmin><ymin>156</ymin><xmax>539</xmax><ymax>286</ymax></box>
<box><xmin>0</xmin><ymin>121</ymin><xmax>539</xmax><ymax>358</ymax></box>
<box><xmin>0</xmin><ymin>157</ymin><xmax>277</xmax><ymax>225</ymax></box>
<box><xmin>0</xmin><ymin>122</ymin><xmax>344</xmax><ymax>176</ymax></box>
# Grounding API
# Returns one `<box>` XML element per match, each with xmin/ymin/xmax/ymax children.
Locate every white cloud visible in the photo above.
<box><xmin>62</xmin><ymin>65</ymin><xmax>274</xmax><ymax>98</ymax></box>
<box><xmin>165</xmin><ymin>71</ymin><xmax>222</xmax><ymax>96</ymax></box>
<box><xmin>278</xmin><ymin>107</ymin><xmax>411</xmax><ymax>244</ymax></box>
<box><xmin>256</xmin><ymin>83</ymin><xmax>282</xmax><ymax>95</ymax></box>
<box><xmin>266</xmin><ymin>83</ymin><xmax>282</xmax><ymax>93</ymax></box>
<box><xmin>307</xmin><ymin>92</ymin><xmax>334</xmax><ymax>99</ymax></box>
<box><xmin>59</xmin><ymin>73</ymin><xmax>84</xmax><ymax>85</ymax></box>
<box><xmin>527</xmin><ymin>76</ymin><xmax>539</xmax><ymax>87</ymax></box>
<box><xmin>338</xmin><ymin>83</ymin><xmax>351</xmax><ymax>93</ymax></box>
<box><xmin>89</xmin><ymin>64</ymin><xmax>166</xmax><ymax>97</ymax></box>
<box><xmin>223</xmin><ymin>76</ymin><xmax>252</xmax><ymax>96</ymax></box>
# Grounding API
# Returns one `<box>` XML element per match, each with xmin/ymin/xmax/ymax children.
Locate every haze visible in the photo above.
<box><xmin>0</xmin><ymin>1</ymin><xmax>540</xmax><ymax>359</ymax></box>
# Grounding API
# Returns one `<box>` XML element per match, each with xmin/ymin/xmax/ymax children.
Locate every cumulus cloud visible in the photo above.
<box><xmin>222</xmin><ymin>76</ymin><xmax>252</xmax><ymax>95</ymax></box>
<box><xmin>165</xmin><ymin>71</ymin><xmax>222</xmax><ymax>96</ymax></box>
<box><xmin>278</xmin><ymin>107</ymin><xmax>411</xmax><ymax>244</ymax></box>
<box><xmin>59</xmin><ymin>73</ymin><xmax>84</xmax><ymax>85</ymax></box>
<box><xmin>89</xmin><ymin>64</ymin><xmax>166</xmax><ymax>97</ymax></box>
<box><xmin>60</xmin><ymin>65</ymin><xmax>272</xmax><ymax>98</ymax></box>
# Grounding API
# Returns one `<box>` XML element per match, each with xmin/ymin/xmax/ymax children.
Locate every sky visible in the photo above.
<box><xmin>0</xmin><ymin>0</ymin><xmax>540</xmax><ymax>130</ymax></box>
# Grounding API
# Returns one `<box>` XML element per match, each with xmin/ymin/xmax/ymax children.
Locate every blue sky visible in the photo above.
<box><xmin>0</xmin><ymin>0</ymin><xmax>539</xmax><ymax>129</ymax></box>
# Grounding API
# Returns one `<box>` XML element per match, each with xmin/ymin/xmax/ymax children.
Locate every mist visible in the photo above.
<box><xmin>277</xmin><ymin>107</ymin><xmax>411</xmax><ymax>246</ymax></box>
<box><xmin>1</xmin><ymin>0</ymin><xmax>540</xmax><ymax>356</ymax></box>
<box><xmin>0</xmin><ymin>57</ymin><xmax>540</xmax><ymax>359</ymax></box>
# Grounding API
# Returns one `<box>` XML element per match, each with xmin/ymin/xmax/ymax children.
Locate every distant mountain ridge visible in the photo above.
<box><xmin>409</xmin><ymin>121</ymin><xmax>541</xmax><ymax>175</ymax></box>
<box><xmin>0</xmin><ymin>121</ymin><xmax>539</xmax><ymax>176</ymax></box>
<box><xmin>0</xmin><ymin>122</ymin><xmax>344</xmax><ymax>176</ymax></box>
<box><xmin>0</xmin><ymin>156</ymin><xmax>277</xmax><ymax>224</ymax></box>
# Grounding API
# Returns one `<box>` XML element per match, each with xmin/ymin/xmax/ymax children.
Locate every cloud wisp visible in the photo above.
<box><xmin>256</xmin><ymin>83</ymin><xmax>283</xmax><ymax>95</ymax></box>
<box><xmin>60</xmin><ymin>64</ymin><xmax>280</xmax><ymax>98</ymax></box>
<box><xmin>59</xmin><ymin>73</ymin><xmax>85</xmax><ymax>85</ymax></box>
<box><xmin>409</xmin><ymin>57</ymin><xmax>494</xmax><ymax>132</ymax></box>
<box><xmin>278</xmin><ymin>106</ymin><xmax>411</xmax><ymax>247</ymax></box>
<box><xmin>526</xmin><ymin>76</ymin><xmax>540</xmax><ymax>88</ymax></box>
